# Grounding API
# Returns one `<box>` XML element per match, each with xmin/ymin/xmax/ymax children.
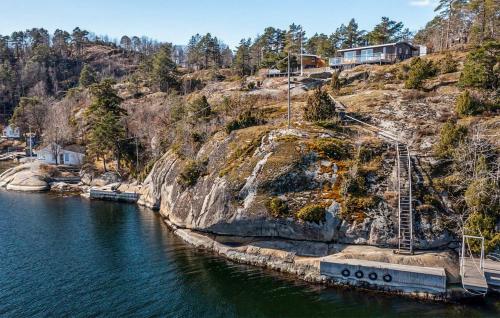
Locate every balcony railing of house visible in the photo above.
<box><xmin>329</xmin><ymin>52</ymin><xmax>419</xmax><ymax>66</ymax></box>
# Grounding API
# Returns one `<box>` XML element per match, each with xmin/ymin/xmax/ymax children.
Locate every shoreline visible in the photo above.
<box><xmin>0</xmin><ymin>164</ymin><xmax>487</xmax><ymax>303</ymax></box>
<box><xmin>159</xmin><ymin>216</ymin><xmax>469</xmax><ymax>302</ymax></box>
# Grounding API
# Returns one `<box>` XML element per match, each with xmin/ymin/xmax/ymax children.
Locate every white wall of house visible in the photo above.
<box><xmin>36</xmin><ymin>146</ymin><xmax>85</xmax><ymax>166</ymax></box>
<box><xmin>2</xmin><ymin>125</ymin><xmax>20</xmax><ymax>139</ymax></box>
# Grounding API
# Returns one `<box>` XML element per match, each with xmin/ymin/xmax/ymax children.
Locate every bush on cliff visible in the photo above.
<box><xmin>303</xmin><ymin>88</ymin><xmax>336</xmax><ymax>121</ymax></box>
<box><xmin>433</xmin><ymin>121</ymin><xmax>468</xmax><ymax>159</ymax></box>
<box><xmin>404</xmin><ymin>57</ymin><xmax>436</xmax><ymax>89</ymax></box>
<box><xmin>177</xmin><ymin>159</ymin><xmax>207</xmax><ymax>188</ymax></box>
<box><xmin>459</xmin><ymin>41</ymin><xmax>499</xmax><ymax>90</ymax></box>
<box><xmin>309</xmin><ymin>138</ymin><xmax>349</xmax><ymax>160</ymax></box>
<box><xmin>455</xmin><ymin>90</ymin><xmax>482</xmax><ymax>116</ymax></box>
<box><xmin>330</xmin><ymin>71</ymin><xmax>342</xmax><ymax>92</ymax></box>
<box><xmin>266</xmin><ymin>197</ymin><xmax>290</xmax><ymax>218</ymax></box>
<box><xmin>188</xmin><ymin>95</ymin><xmax>211</xmax><ymax>119</ymax></box>
<box><xmin>225</xmin><ymin>109</ymin><xmax>264</xmax><ymax>133</ymax></box>
<box><xmin>438</xmin><ymin>52</ymin><xmax>458</xmax><ymax>74</ymax></box>
<box><xmin>296</xmin><ymin>204</ymin><xmax>326</xmax><ymax>224</ymax></box>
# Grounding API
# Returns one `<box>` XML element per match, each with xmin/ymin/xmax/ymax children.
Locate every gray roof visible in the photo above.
<box><xmin>337</xmin><ymin>42</ymin><xmax>417</xmax><ymax>52</ymax></box>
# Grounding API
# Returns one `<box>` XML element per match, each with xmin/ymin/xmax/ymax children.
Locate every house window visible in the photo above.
<box><xmin>344</xmin><ymin>51</ymin><xmax>355</xmax><ymax>61</ymax></box>
<box><xmin>64</xmin><ymin>153</ymin><xmax>70</xmax><ymax>163</ymax></box>
<box><xmin>361</xmin><ymin>49</ymin><xmax>373</xmax><ymax>62</ymax></box>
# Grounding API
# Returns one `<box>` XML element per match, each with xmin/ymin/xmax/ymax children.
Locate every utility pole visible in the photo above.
<box><xmin>287</xmin><ymin>51</ymin><xmax>291</xmax><ymax>129</ymax></box>
<box><xmin>135</xmin><ymin>136</ymin><xmax>139</xmax><ymax>172</ymax></box>
<box><xmin>28</xmin><ymin>126</ymin><xmax>32</xmax><ymax>158</ymax></box>
<box><xmin>300</xmin><ymin>26</ymin><xmax>303</xmax><ymax>76</ymax></box>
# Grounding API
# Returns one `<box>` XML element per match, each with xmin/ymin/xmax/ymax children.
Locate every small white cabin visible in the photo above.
<box><xmin>2</xmin><ymin>125</ymin><xmax>21</xmax><ymax>139</ymax></box>
<box><xmin>36</xmin><ymin>144</ymin><xmax>85</xmax><ymax>166</ymax></box>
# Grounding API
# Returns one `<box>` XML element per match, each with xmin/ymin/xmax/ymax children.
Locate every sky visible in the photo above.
<box><xmin>0</xmin><ymin>0</ymin><xmax>438</xmax><ymax>48</ymax></box>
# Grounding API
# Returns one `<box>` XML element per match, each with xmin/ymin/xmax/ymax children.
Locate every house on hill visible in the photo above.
<box><xmin>329</xmin><ymin>42</ymin><xmax>423</xmax><ymax>69</ymax></box>
<box><xmin>301</xmin><ymin>54</ymin><xmax>327</xmax><ymax>69</ymax></box>
<box><xmin>36</xmin><ymin>144</ymin><xmax>85</xmax><ymax>166</ymax></box>
<box><xmin>2</xmin><ymin>125</ymin><xmax>21</xmax><ymax>139</ymax></box>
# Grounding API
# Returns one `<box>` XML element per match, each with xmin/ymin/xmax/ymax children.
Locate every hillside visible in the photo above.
<box><xmin>1</xmin><ymin>31</ymin><xmax>498</xmax><ymax>254</ymax></box>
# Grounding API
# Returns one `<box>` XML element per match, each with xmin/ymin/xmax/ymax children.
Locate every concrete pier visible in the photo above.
<box><xmin>484</xmin><ymin>259</ymin><xmax>500</xmax><ymax>292</ymax></box>
<box><xmin>320</xmin><ymin>257</ymin><xmax>447</xmax><ymax>294</ymax></box>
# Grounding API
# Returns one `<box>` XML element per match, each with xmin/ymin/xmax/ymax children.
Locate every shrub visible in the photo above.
<box><xmin>341</xmin><ymin>195</ymin><xmax>377</xmax><ymax>221</ymax></box>
<box><xmin>439</xmin><ymin>52</ymin><xmax>458</xmax><ymax>74</ymax></box>
<box><xmin>315</xmin><ymin>117</ymin><xmax>343</xmax><ymax>132</ymax></box>
<box><xmin>459</xmin><ymin>41</ymin><xmax>499</xmax><ymax>89</ymax></box>
<box><xmin>303</xmin><ymin>88</ymin><xmax>336</xmax><ymax>121</ymax></box>
<box><xmin>466</xmin><ymin>212</ymin><xmax>500</xmax><ymax>253</ymax></box>
<box><xmin>309</xmin><ymin>138</ymin><xmax>349</xmax><ymax>160</ymax></box>
<box><xmin>330</xmin><ymin>71</ymin><xmax>342</xmax><ymax>92</ymax></box>
<box><xmin>79</xmin><ymin>64</ymin><xmax>97</xmax><ymax>87</ymax></box>
<box><xmin>296</xmin><ymin>204</ymin><xmax>326</xmax><ymax>224</ymax></box>
<box><xmin>39</xmin><ymin>164</ymin><xmax>60</xmax><ymax>177</ymax></box>
<box><xmin>177</xmin><ymin>159</ymin><xmax>207</xmax><ymax>188</ymax></box>
<box><xmin>188</xmin><ymin>95</ymin><xmax>211</xmax><ymax>118</ymax></box>
<box><xmin>465</xmin><ymin>178</ymin><xmax>498</xmax><ymax>215</ymax></box>
<box><xmin>455</xmin><ymin>90</ymin><xmax>482</xmax><ymax>116</ymax></box>
<box><xmin>404</xmin><ymin>57</ymin><xmax>436</xmax><ymax>89</ymax></box>
<box><xmin>434</xmin><ymin>121</ymin><xmax>468</xmax><ymax>158</ymax></box>
<box><xmin>225</xmin><ymin>109</ymin><xmax>264</xmax><ymax>133</ymax></box>
<box><xmin>266</xmin><ymin>197</ymin><xmax>290</xmax><ymax>218</ymax></box>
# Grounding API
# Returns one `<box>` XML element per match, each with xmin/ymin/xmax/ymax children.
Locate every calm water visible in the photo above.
<box><xmin>0</xmin><ymin>191</ymin><xmax>499</xmax><ymax>317</ymax></box>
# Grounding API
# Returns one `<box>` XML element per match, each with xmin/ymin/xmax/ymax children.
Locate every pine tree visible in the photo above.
<box><xmin>151</xmin><ymin>44</ymin><xmax>178</xmax><ymax>93</ymax></box>
<box><xmin>233</xmin><ymin>39</ymin><xmax>252</xmax><ymax>76</ymax></box>
<box><xmin>459</xmin><ymin>40</ymin><xmax>499</xmax><ymax>89</ymax></box>
<box><xmin>344</xmin><ymin>19</ymin><xmax>363</xmax><ymax>48</ymax></box>
<box><xmin>84</xmin><ymin>79</ymin><xmax>126</xmax><ymax>171</ymax></box>
<box><xmin>367</xmin><ymin>17</ymin><xmax>404</xmax><ymax>44</ymax></box>
<box><xmin>79</xmin><ymin>64</ymin><xmax>96</xmax><ymax>87</ymax></box>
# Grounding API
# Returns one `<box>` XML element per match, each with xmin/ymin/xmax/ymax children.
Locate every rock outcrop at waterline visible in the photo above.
<box><xmin>0</xmin><ymin>162</ymin><xmax>50</xmax><ymax>191</ymax></box>
<box><xmin>138</xmin><ymin>126</ymin><xmax>405</xmax><ymax>244</ymax></box>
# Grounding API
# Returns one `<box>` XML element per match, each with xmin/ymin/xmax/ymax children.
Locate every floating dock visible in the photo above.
<box><xmin>89</xmin><ymin>189</ymin><xmax>139</xmax><ymax>203</ymax></box>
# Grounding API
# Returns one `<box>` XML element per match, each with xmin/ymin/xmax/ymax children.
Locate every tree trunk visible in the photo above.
<box><xmin>103</xmin><ymin>155</ymin><xmax>107</xmax><ymax>172</ymax></box>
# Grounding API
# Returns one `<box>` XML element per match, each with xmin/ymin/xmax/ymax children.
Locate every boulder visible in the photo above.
<box><xmin>89</xmin><ymin>171</ymin><xmax>122</xmax><ymax>187</ymax></box>
<box><xmin>0</xmin><ymin>162</ymin><xmax>50</xmax><ymax>191</ymax></box>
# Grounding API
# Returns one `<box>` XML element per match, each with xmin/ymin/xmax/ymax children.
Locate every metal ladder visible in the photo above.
<box><xmin>396</xmin><ymin>142</ymin><xmax>413</xmax><ymax>254</ymax></box>
<box><xmin>328</xmin><ymin>94</ymin><xmax>414</xmax><ymax>254</ymax></box>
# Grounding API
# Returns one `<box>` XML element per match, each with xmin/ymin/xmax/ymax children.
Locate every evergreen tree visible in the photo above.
<box><xmin>151</xmin><ymin>43</ymin><xmax>178</xmax><ymax>93</ymax></box>
<box><xmin>459</xmin><ymin>40</ymin><xmax>499</xmax><ymax>89</ymax></box>
<box><xmin>367</xmin><ymin>17</ymin><xmax>404</xmax><ymax>44</ymax></box>
<box><xmin>188</xmin><ymin>95</ymin><xmax>211</xmax><ymax>118</ymax></box>
<box><xmin>344</xmin><ymin>19</ymin><xmax>364</xmax><ymax>48</ymax></box>
<box><xmin>306</xmin><ymin>33</ymin><xmax>335</xmax><ymax>57</ymax></box>
<box><xmin>233</xmin><ymin>39</ymin><xmax>252</xmax><ymax>76</ymax></box>
<box><xmin>120</xmin><ymin>35</ymin><xmax>132</xmax><ymax>50</ymax></box>
<box><xmin>79</xmin><ymin>64</ymin><xmax>97</xmax><ymax>87</ymax></box>
<box><xmin>84</xmin><ymin>79</ymin><xmax>126</xmax><ymax>172</ymax></box>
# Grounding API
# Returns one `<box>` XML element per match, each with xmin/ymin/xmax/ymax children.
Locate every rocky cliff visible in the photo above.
<box><xmin>138</xmin><ymin>121</ymin><xmax>450</xmax><ymax>247</ymax></box>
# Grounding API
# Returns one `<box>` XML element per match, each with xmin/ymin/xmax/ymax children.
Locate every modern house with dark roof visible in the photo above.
<box><xmin>329</xmin><ymin>42</ymin><xmax>422</xmax><ymax>69</ymax></box>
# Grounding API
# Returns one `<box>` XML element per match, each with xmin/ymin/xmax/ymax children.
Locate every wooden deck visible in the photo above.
<box><xmin>461</xmin><ymin>257</ymin><xmax>488</xmax><ymax>292</ymax></box>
